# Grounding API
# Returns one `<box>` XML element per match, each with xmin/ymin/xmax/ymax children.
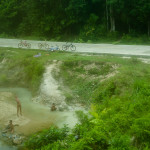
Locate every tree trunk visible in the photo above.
<box><xmin>128</xmin><ymin>24</ymin><xmax>131</xmax><ymax>33</ymax></box>
<box><xmin>127</xmin><ymin>18</ymin><xmax>131</xmax><ymax>33</ymax></box>
<box><xmin>148</xmin><ymin>21</ymin><xmax>150</xmax><ymax>37</ymax></box>
<box><xmin>110</xmin><ymin>4</ymin><xmax>115</xmax><ymax>32</ymax></box>
<box><xmin>106</xmin><ymin>0</ymin><xmax>109</xmax><ymax>31</ymax></box>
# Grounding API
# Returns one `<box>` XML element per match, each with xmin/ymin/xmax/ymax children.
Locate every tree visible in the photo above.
<box><xmin>0</xmin><ymin>0</ymin><xmax>21</xmax><ymax>35</ymax></box>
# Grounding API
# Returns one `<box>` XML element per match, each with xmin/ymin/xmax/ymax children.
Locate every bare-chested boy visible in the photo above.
<box><xmin>3</xmin><ymin>120</ymin><xmax>19</xmax><ymax>134</ymax></box>
<box><xmin>3</xmin><ymin>120</ymin><xmax>14</xmax><ymax>133</ymax></box>
<box><xmin>15</xmin><ymin>96</ymin><xmax>22</xmax><ymax>117</ymax></box>
<box><xmin>51</xmin><ymin>103</ymin><xmax>56</xmax><ymax>111</ymax></box>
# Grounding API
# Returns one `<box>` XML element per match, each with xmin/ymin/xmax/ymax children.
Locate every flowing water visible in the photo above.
<box><xmin>0</xmin><ymin>87</ymin><xmax>78</xmax><ymax>149</ymax></box>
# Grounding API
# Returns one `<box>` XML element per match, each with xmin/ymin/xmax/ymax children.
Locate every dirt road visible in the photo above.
<box><xmin>0</xmin><ymin>38</ymin><xmax>150</xmax><ymax>56</ymax></box>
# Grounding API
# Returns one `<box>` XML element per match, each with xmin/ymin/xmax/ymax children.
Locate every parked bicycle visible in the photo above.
<box><xmin>62</xmin><ymin>42</ymin><xmax>76</xmax><ymax>51</ymax></box>
<box><xmin>38</xmin><ymin>41</ymin><xmax>49</xmax><ymax>50</ymax></box>
<box><xmin>18</xmin><ymin>40</ymin><xmax>31</xmax><ymax>49</ymax></box>
<box><xmin>49</xmin><ymin>45</ymin><xmax>60</xmax><ymax>51</ymax></box>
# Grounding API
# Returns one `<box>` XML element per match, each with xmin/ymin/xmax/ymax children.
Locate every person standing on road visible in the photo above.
<box><xmin>15</xmin><ymin>96</ymin><xmax>22</xmax><ymax>117</ymax></box>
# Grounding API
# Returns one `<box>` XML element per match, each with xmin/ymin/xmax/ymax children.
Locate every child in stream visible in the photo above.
<box><xmin>51</xmin><ymin>103</ymin><xmax>57</xmax><ymax>111</ymax></box>
<box><xmin>2</xmin><ymin>120</ymin><xmax>18</xmax><ymax>134</ymax></box>
<box><xmin>15</xmin><ymin>96</ymin><xmax>22</xmax><ymax>117</ymax></box>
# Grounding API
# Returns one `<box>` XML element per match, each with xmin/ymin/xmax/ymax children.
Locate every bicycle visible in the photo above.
<box><xmin>62</xmin><ymin>42</ymin><xmax>76</xmax><ymax>51</ymax></box>
<box><xmin>18</xmin><ymin>40</ymin><xmax>31</xmax><ymax>49</ymax></box>
<box><xmin>49</xmin><ymin>45</ymin><xmax>60</xmax><ymax>51</ymax></box>
<box><xmin>38</xmin><ymin>41</ymin><xmax>49</xmax><ymax>50</ymax></box>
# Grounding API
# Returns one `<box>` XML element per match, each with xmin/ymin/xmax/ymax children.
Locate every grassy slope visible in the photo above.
<box><xmin>0</xmin><ymin>47</ymin><xmax>150</xmax><ymax>149</ymax></box>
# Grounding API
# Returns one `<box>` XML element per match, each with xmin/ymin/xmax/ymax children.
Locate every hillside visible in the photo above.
<box><xmin>0</xmin><ymin>47</ymin><xmax>150</xmax><ymax>149</ymax></box>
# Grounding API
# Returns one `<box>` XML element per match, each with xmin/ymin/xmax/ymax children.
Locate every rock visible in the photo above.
<box><xmin>13</xmin><ymin>138</ymin><xmax>22</xmax><ymax>145</ymax></box>
<box><xmin>12</xmin><ymin>135</ymin><xmax>22</xmax><ymax>145</ymax></box>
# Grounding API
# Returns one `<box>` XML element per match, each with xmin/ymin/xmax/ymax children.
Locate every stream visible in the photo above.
<box><xmin>0</xmin><ymin>87</ymin><xmax>78</xmax><ymax>150</ymax></box>
<box><xmin>0</xmin><ymin>141</ymin><xmax>16</xmax><ymax>150</ymax></box>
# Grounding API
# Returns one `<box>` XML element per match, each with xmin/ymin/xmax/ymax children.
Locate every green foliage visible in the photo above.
<box><xmin>0</xmin><ymin>74</ymin><xmax>8</xmax><ymax>84</ymax></box>
<box><xmin>120</xmin><ymin>34</ymin><xmax>150</xmax><ymax>45</ymax></box>
<box><xmin>25</xmin><ymin>125</ymin><xmax>69</xmax><ymax>150</ymax></box>
<box><xmin>0</xmin><ymin>0</ymin><xmax>150</xmax><ymax>42</ymax></box>
<box><xmin>109</xmin><ymin>134</ymin><xmax>131</xmax><ymax>150</ymax></box>
<box><xmin>93</xmin><ymin>80</ymin><xmax>117</xmax><ymax>102</ymax></box>
<box><xmin>88</xmin><ymin>64</ymin><xmax>112</xmax><ymax>75</ymax></box>
<box><xmin>0</xmin><ymin>48</ymin><xmax>46</xmax><ymax>94</ymax></box>
<box><xmin>131</xmin><ymin>116</ymin><xmax>150</xmax><ymax>147</ymax></box>
<box><xmin>70</xmin><ymin>129</ymin><xmax>109</xmax><ymax>150</ymax></box>
<box><xmin>57</xmin><ymin>60</ymin><xmax>115</xmax><ymax>104</ymax></box>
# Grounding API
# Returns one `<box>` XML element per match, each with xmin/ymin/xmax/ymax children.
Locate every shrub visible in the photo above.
<box><xmin>25</xmin><ymin>125</ymin><xmax>69</xmax><ymax>150</ymax></box>
<box><xmin>131</xmin><ymin>117</ymin><xmax>150</xmax><ymax>148</ymax></box>
<box><xmin>109</xmin><ymin>134</ymin><xmax>131</xmax><ymax>150</ymax></box>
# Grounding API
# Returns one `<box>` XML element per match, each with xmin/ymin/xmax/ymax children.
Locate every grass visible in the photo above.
<box><xmin>1</xmin><ymin>47</ymin><xmax>150</xmax><ymax>149</ymax></box>
<box><xmin>0</xmin><ymin>47</ymin><xmax>149</xmax><ymax>98</ymax></box>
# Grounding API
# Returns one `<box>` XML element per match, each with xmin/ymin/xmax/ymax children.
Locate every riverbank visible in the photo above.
<box><xmin>0</xmin><ymin>86</ymin><xmax>82</xmax><ymax>149</ymax></box>
<box><xmin>0</xmin><ymin>91</ymin><xmax>29</xmax><ymax>130</ymax></box>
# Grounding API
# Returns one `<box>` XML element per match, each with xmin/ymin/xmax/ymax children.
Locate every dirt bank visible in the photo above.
<box><xmin>37</xmin><ymin>62</ymin><xmax>67</xmax><ymax>109</ymax></box>
<box><xmin>32</xmin><ymin>61</ymin><xmax>86</xmax><ymax>112</ymax></box>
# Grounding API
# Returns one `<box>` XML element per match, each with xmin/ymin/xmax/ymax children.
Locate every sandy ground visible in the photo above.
<box><xmin>39</xmin><ymin>62</ymin><xmax>66</xmax><ymax>107</ymax></box>
<box><xmin>0</xmin><ymin>90</ymin><xmax>73</xmax><ymax>136</ymax></box>
<box><xmin>0</xmin><ymin>92</ymin><xmax>30</xmax><ymax>130</ymax></box>
<box><xmin>0</xmin><ymin>38</ymin><xmax>150</xmax><ymax>56</ymax></box>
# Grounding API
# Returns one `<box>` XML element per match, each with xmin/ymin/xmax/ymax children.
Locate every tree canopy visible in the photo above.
<box><xmin>0</xmin><ymin>0</ymin><xmax>149</xmax><ymax>41</ymax></box>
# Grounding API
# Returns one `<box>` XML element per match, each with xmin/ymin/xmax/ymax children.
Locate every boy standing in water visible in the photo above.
<box><xmin>15</xmin><ymin>96</ymin><xmax>22</xmax><ymax>117</ymax></box>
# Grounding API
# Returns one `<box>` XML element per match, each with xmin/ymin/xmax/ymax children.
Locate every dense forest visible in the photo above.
<box><xmin>0</xmin><ymin>0</ymin><xmax>150</xmax><ymax>42</ymax></box>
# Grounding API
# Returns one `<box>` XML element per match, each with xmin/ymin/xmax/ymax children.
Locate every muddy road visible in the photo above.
<box><xmin>0</xmin><ymin>38</ymin><xmax>150</xmax><ymax>56</ymax></box>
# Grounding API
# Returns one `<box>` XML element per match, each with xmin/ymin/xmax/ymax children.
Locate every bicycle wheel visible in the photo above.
<box><xmin>70</xmin><ymin>45</ymin><xmax>76</xmax><ymax>51</ymax></box>
<box><xmin>18</xmin><ymin>43</ymin><xmax>22</xmax><ymax>48</ymax></box>
<box><xmin>62</xmin><ymin>45</ymin><xmax>67</xmax><ymax>51</ymax></box>
<box><xmin>38</xmin><ymin>43</ymin><xmax>43</xmax><ymax>49</ymax></box>
<box><xmin>27</xmin><ymin>43</ymin><xmax>31</xmax><ymax>49</ymax></box>
<box><xmin>45</xmin><ymin>44</ymin><xmax>49</xmax><ymax>50</ymax></box>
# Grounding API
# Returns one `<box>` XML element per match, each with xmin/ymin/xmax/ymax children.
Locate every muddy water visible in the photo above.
<box><xmin>0</xmin><ymin>87</ymin><xmax>78</xmax><ymax>149</ymax></box>
<box><xmin>0</xmin><ymin>141</ymin><xmax>16</xmax><ymax>150</ymax></box>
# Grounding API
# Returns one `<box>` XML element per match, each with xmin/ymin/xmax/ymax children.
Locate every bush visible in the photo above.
<box><xmin>109</xmin><ymin>134</ymin><xmax>131</xmax><ymax>150</ymax></box>
<box><xmin>25</xmin><ymin>125</ymin><xmax>69</xmax><ymax>150</ymax></box>
<box><xmin>131</xmin><ymin>117</ymin><xmax>150</xmax><ymax>148</ymax></box>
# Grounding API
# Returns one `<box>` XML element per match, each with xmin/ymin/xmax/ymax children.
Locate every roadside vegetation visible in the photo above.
<box><xmin>0</xmin><ymin>48</ymin><xmax>150</xmax><ymax>149</ymax></box>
